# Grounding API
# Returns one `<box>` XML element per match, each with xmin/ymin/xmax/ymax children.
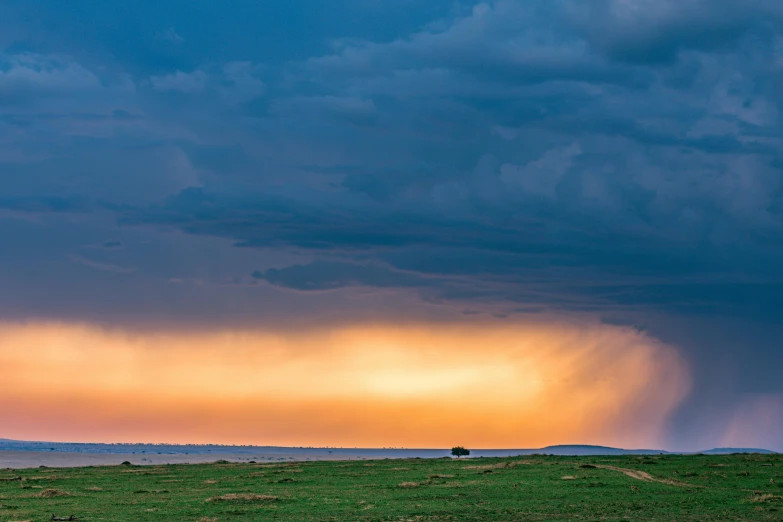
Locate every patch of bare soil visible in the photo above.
<box><xmin>463</xmin><ymin>460</ymin><xmax>534</xmax><ymax>471</ymax></box>
<box><xmin>206</xmin><ymin>493</ymin><xmax>278</xmax><ymax>503</ymax></box>
<box><xmin>37</xmin><ymin>488</ymin><xmax>71</xmax><ymax>498</ymax></box>
<box><xmin>751</xmin><ymin>493</ymin><xmax>782</xmax><ymax>503</ymax></box>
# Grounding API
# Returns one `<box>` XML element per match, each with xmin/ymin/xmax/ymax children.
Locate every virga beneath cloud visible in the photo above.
<box><xmin>0</xmin><ymin>320</ymin><xmax>688</xmax><ymax>448</ymax></box>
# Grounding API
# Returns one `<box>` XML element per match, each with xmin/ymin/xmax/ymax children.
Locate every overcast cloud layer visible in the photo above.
<box><xmin>2</xmin><ymin>0</ymin><xmax>783</xmax><ymax>450</ymax></box>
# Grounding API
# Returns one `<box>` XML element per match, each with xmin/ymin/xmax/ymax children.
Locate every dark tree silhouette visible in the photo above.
<box><xmin>451</xmin><ymin>446</ymin><xmax>470</xmax><ymax>458</ymax></box>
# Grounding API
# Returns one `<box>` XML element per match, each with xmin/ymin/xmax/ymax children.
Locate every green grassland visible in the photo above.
<box><xmin>1</xmin><ymin>453</ymin><xmax>782</xmax><ymax>521</ymax></box>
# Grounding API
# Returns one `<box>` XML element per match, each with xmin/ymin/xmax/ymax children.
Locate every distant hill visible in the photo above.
<box><xmin>534</xmin><ymin>445</ymin><xmax>778</xmax><ymax>456</ymax></box>
<box><xmin>700</xmin><ymin>447</ymin><xmax>777</xmax><ymax>455</ymax></box>
<box><xmin>535</xmin><ymin>445</ymin><xmax>667</xmax><ymax>455</ymax></box>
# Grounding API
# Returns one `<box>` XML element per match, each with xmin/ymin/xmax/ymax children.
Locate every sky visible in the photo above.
<box><xmin>1</xmin><ymin>0</ymin><xmax>782</xmax><ymax>451</ymax></box>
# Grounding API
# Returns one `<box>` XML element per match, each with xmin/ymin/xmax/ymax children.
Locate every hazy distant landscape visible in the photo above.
<box><xmin>0</xmin><ymin>438</ymin><xmax>775</xmax><ymax>469</ymax></box>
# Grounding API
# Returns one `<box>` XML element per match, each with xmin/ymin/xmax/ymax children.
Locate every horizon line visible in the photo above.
<box><xmin>1</xmin><ymin>438</ymin><xmax>776</xmax><ymax>454</ymax></box>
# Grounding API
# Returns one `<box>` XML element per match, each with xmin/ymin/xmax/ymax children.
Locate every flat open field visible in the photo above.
<box><xmin>1</xmin><ymin>453</ymin><xmax>782</xmax><ymax>521</ymax></box>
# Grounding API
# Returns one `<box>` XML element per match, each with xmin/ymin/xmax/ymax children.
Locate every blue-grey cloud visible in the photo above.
<box><xmin>69</xmin><ymin>254</ymin><xmax>136</xmax><ymax>274</ymax></box>
<box><xmin>570</xmin><ymin>0</ymin><xmax>783</xmax><ymax>64</ymax></box>
<box><xmin>2</xmin><ymin>0</ymin><xmax>783</xmax><ymax>449</ymax></box>
<box><xmin>253</xmin><ymin>261</ymin><xmax>437</xmax><ymax>291</ymax></box>
<box><xmin>0</xmin><ymin>196</ymin><xmax>93</xmax><ymax>213</ymax></box>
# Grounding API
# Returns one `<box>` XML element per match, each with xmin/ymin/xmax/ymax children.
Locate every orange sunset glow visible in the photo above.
<box><xmin>0</xmin><ymin>320</ymin><xmax>689</xmax><ymax>449</ymax></box>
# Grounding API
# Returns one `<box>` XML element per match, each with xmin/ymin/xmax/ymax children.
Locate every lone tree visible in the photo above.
<box><xmin>451</xmin><ymin>446</ymin><xmax>470</xmax><ymax>458</ymax></box>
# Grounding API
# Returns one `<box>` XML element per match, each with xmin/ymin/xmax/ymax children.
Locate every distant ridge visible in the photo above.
<box><xmin>0</xmin><ymin>439</ymin><xmax>777</xmax><ymax>456</ymax></box>
<box><xmin>701</xmin><ymin>447</ymin><xmax>777</xmax><ymax>455</ymax></box>
<box><xmin>534</xmin><ymin>445</ymin><xmax>779</xmax><ymax>455</ymax></box>
<box><xmin>535</xmin><ymin>445</ymin><xmax>665</xmax><ymax>456</ymax></box>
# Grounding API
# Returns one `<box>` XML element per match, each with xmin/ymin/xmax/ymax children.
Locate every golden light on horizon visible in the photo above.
<box><xmin>0</xmin><ymin>320</ymin><xmax>690</xmax><ymax>449</ymax></box>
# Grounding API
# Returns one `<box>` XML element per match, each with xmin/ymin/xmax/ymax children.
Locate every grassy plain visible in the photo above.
<box><xmin>1</xmin><ymin>453</ymin><xmax>782</xmax><ymax>521</ymax></box>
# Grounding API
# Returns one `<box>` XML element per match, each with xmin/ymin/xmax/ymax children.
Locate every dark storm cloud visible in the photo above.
<box><xmin>2</xmin><ymin>0</ymin><xmax>783</xmax><ymax>449</ymax></box>
<box><xmin>571</xmin><ymin>0</ymin><xmax>783</xmax><ymax>64</ymax></box>
<box><xmin>2</xmin><ymin>0</ymin><xmax>782</xmax><ymax>312</ymax></box>
<box><xmin>0</xmin><ymin>196</ymin><xmax>93</xmax><ymax>213</ymax></box>
<box><xmin>252</xmin><ymin>261</ymin><xmax>437</xmax><ymax>291</ymax></box>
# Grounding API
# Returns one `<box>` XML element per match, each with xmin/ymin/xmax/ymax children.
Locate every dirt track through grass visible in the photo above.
<box><xmin>595</xmin><ymin>464</ymin><xmax>700</xmax><ymax>487</ymax></box>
